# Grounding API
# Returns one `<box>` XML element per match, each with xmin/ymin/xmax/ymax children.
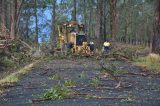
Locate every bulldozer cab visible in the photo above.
<box><xmin>57</xmin><ymin>21</ymin><xmax>93</xmax><ymax>55</ymax></box>
<box><xmin>76</xmin><ymin>34</ymin><xmax>87</xmax><ymax>46</ymax></box>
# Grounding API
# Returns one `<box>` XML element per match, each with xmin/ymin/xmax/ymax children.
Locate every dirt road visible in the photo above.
<box><xmin>0</xmin><ymin>58</ymin><xmax>160</xmax><ymax>106</ymax></box>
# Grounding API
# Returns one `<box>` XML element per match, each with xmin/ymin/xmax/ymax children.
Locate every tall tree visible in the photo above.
<box><xmin>35</xmin><ymin>0</ymin><xmax>39</xmax><ymax>46</ymax></box>
<box><xmin>0</xmin><ymin>0</ymin><xmax>5</xmax><ymax>33</ymax></box>
<box><xmin>103</xmin><ymin>0</ymin><xmax>107</xmax><ymax>41</ymax></box>
<box><xmin>152</xmin><ymin>0</ymin><xmax>160</xmax><ymax>54</ymax></box>
<box><xmin>99</xmin><ymin>0</ymin><xmax>103</xmax><ymax>42</ymax></box>
<box><xmin>16</xmin><ymin>0</ymin><xmax>24</xmax><ymax>37</ymax></box>
<box><xmin>52</xmin><ymin>0</ymin><xmax>56</xmax><ymax>48</ymax></box>
<box><xmin>72</xmin><ymin>0</ymin><xmax>76</xmax><ymax>21</ymax></box>
<box><xmin>10</xmin><ymin>0</ymin><xmax>17</xmax><ymax>40</ymax></box>
<box><xmin>109</xmin><ymin>0</ymin><xmax>117</xmax><ymax>41</ymax></box>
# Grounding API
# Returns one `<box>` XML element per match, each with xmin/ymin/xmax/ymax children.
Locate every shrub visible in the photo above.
<box><xmin>134</xmin><ymin>54</ymin><xmax>160</xmax><ymax>72</ymax></box>
<box><xmin>0</xmin><ymin>58</ymin><xmax>16</xmax><ymax>68</ymax></box>
<box><xmin>64</xmin><ymin>80</ymin><xmax>76</xmax><ymax>87</ymax></box>
<box><xmin>147</xmin><ymin>53</ymin><xmax>160</xmax><ymax>63</ymax></box>
<box><xmin>49</xmin><ymin>74</ymin><xmax>62</xmax><ymax>80</ymax></box>
<box><xmin>40</xmin><ymin>85</ymin><xmax>71</xmax><ymax>100</ymax></box>
<box><xmin>89</xmin><ymin>77</ymin><xmax>100</xmax><ymax>87</ymax></box>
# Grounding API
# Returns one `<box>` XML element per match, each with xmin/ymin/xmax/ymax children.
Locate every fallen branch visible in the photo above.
<box><xmin>18</xmin><ymin>39</ymin><xmax>33</xmax><ymax>50</ymax></box>
<box><xmin>73</xmin><ymin>92</ymin><xmax>127</xmax><ymax>99</ymax></box>
<box><xmin>23</xmin><ymin>86</ymin><xmax>38</xmax><ymax>89</ymax></box>
<box><xmin>96</xmin><ymin>86</ymin><xmax>115</xmax><ymax>90</ymax></box>
<box><xmin>87</xmin><ymin>95</ymin><xmax>127</xmax><ymax>99</ymax></box>
<box><xmin>124</xmin><ymin>72</ymin><xmax>148</xmax><ymax>77</ymax></box>
<box><xmin>72</xmin><ymin>92</ymin><xmax>89</xmax><ymax>96</ymax></box>
<box><xmin>32</xmin><ymin>99</ymin><xmax>50</xmax><ymax>103</ymax></box>
<box><xmin>32</xmin><ymin>92</ymin><xmax>128</xmax><ymax>103</ymax></box>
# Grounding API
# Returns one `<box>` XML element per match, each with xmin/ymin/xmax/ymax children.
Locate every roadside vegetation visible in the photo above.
<box><xmin>40</xmin><ymin>85</ymin><xmax>72</xmax><ymax>101</ymax></box>
<box><xmin>0</xmin><ymin>61</ymin><xmax>38</xmax><ymax>94</ymax></box>
<box><xmin>89</xmin><ymin>77</ymin><xmax>100</xmax><ymax>87</ymax></box>
<box><xmin>64</xmin><ymin>80</ymin><xmax>76</xmax><ymax>87</ymax></box>
<box><xmin>134</xmin><ymin>53</ymin><xmax>160</xmax><ymax>73</ymax></box>
<box><xmin>49</xmin><ymin>73</ymin><xmax>62</xmax><ymax>80</ymax></box>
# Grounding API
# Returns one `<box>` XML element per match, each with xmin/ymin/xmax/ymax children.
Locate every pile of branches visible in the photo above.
<box><xmin>105</xmin><ymin>42</ymin><xmax>146</xmax><ymax>61</ymax></box>
<box><xmin>0</xmin><ymin>39</ymin><xmax>35</xmax><ymax>70</ymax></box>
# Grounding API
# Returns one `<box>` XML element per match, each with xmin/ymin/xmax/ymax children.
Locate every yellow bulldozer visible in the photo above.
<box><xmin>57</xmin><ymin>21</ymin><xmax>94</xmax><ymax>55</ymax></box>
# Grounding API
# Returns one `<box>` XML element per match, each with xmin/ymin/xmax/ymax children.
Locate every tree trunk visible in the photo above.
<box><xmin>25</xmin><ymin>16</ymin><xmax>29</xmax><ymax>40</ymax></box>
<box><xmin>4</xmin><ymin>0</ymin><xmax>10</xmax><ymax>30</ymax></box>
<box><xmin>10</xmin><ymin>0</ymin><xmax>17</xmax><ymax>40</ymax></box>
<box><xmin>95</xmin><ymin>0</ymin><xmax>100</xmax><ymax>44</ymax></box>
<box><xmin>103</xmin><ymin>0</ymin><xmax>107</xmax><ymax>41</ymax></box>
<box><xmin>52</xmin><ymin>0</ymin><xmax>56</xmax><ymax>48</ymax></box>
<box><xmin>16</xmin><ymin>0</ymin><xmax>24</xmax><ymax>37</ymax></box>
<box><xmin>73</xmin><ymin>0</ymin><xmax>76</xmax><ymax>21</ymax></box>
<box><xmin>96</xmin><ymin>0</ymin><xmax>104</xmax><ymax>45</ymax></box>
<box><xmin>88</xmin><ymin>0</ymin><xmax>93</xmax><ymax>39</ymax></box>
<box><xmin>99</xmin><ymin>0</ymin><xmax>103</xmax><ymax>43</ymax></box>
<box><xmin>109</xmin><ymin>0</ymin><xmax>117</xmax><ymax>41</ymax></box>
<box><xmin>83</xmin><ymin>0</ymin><xmax>87</xmax><ymax>27</ymax></box>
<box><xmin>152</xmin><ymin>0</ymin><xmax>160</xmax><ymax>54</ymax></box>
<box><xmin>35</xmin><ymin>0</ymin><xmax>38</xmax><ymax>46</ymax></box>
<box><xmin>0</xmin><ymin>0</ymin><xmax>5</xmax><ymax>33</ymax></box>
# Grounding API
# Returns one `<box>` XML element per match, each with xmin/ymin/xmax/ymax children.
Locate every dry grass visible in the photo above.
<box><xmin>147</xmin><ymin>53</ymin><xmax>160</xmax><ymax>63</ymax></box>
<box><xmin>0</xmin><ymin>61</ymin><xmax>39</xmax><ymax>94</ymax></box>
<box><xmin>134</xmin><ymin>53</ymin><xmax>160</xmax><ymax>73</ymax></box>
<box><xmin>0</xmin><ymin>89</ymin><xmax>3</xmax><ymax>94</ymax></box>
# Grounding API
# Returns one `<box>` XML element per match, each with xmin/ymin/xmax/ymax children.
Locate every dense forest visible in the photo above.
<box><xmin>0</xmin><ymin>0</ymin><xmax>159</xmax><ymax>49</ymax></box>
<box><xmin>0</xmin><ymin>0</ymin><xmax>160</xmax><ymax>105</ymax></box>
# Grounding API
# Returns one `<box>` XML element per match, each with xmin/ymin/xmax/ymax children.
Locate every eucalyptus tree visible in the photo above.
<box><xmin>152</xmin><ymin>0</ymin><xmax>160</xmax><ymax>54</ymax></box>
<box><xmin>109</xmin><ymin>0</ymin><xmax>117</xmax><ymax>41</ymax></box>
<box><xmin>0</xmin><ymin>0</ymin><xmax>5</xmax><ymax>33</ymax></box>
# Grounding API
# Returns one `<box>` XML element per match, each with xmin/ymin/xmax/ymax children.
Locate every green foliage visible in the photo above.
<box><xmin>79</xmin><ymin>71</ymin><xmax>86</xmax><ymax>80</ymax></box>
<box><xmin>43</xmin><ymin>55</ymin><xmax>56</xmax><ymax>61</ymax></box>
<box><xmin>0</xmin><ymin>62</ymin><xmax>36</xmax><ymax>83</ymax></box>
<box><xmin>50</xmin><ymin>74</ymin><xmax>62</xmax><ymax>80</ymax></box>
<box><xmin>43</xmin><ymin>55</ymin><xmax>69</xmax><ymax>62</ymax></box>
<box><xmin>54</xmin><ymin>54</ymin><xmax>68</xmax><ymax>59</ymax></box>
<box><xmin>121</xmin><ymin>97</ymin><xmax>134</xmax><ymax>103</ymax></box>
<box><xmin>0</xmin><ymin>58</ymin><xmax>16</xmax><ymax>68</ymax></box>
<box><xmin>9</xmin><ymin>45</ymin><xmax>18</xmax><ymax>53</ymax></box>
<box><xmin>89</xmin><ymin>77</ymin><xmax>100</xmax><ymax>87</ymax></box>
<box><xmin>9</xmin><ymin>41</ymin><xmax>21</xmax><ymax>53</ymax></box>
<box><xmin>64</xmin><ymin>79</ymin><xmax>76</xmax><ymax>87</ymax></box>
<box><xmin>121</xmin><ymin>92</ymin><xmax>136</xmax><ymax>103</ymax></box>
<box><xmin>113</xmin><ymin>70</ymin><xmax>128</xmax><ymax>76</ymax></box>
<box><xmin>117</xmin><ymin>45</ymin><xmax>145</xmax><ymax>60</ymax></box>
<box><xmin>40</xmin><ymin>85</ymin><xmax>71</xmax><ymax>100</ymax></box>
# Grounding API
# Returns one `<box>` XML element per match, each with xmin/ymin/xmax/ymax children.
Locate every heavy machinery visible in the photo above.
<box><xmin>57</xmin><ymin>21</ymin><xmax>94</xmax><ymax>55</ymax></box>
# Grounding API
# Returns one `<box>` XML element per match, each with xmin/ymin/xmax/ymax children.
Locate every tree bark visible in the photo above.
<box><xmin>16</xmin><ymin>0</ymin><xmax>24</xmax><ymax>37</ymax></box>
<box><xmin>152</xmin><ymin>0</ymin><xmax>160</xmax><ymax>54</ymax></box>
<box><xmin>99</xmin><ymin>0</ymin><xmax>103</xmax><ymax>43</ymax></box>
<box><xmin>0</xmin><ymin>0</ymin><xmax>5</xmax><ymax>33</ymax></box>
<box><xmin>103</xmin><ymin>0</ymin><xmax>107</xmax><ymax>41</ymax></box>
<box><xmin>35</xmin><ymin>0</ymin><xmax>38</xmax><ymax>46</ymax></box>
<box><xmin>73</xmin><ymin>0</ymin><xmax>76</xmax><ymax>21</ymax></box>
<box><xmin>10</xmin><ymin>0</ymin><xmax>17</xmax><ymax>40</ymax></box>
<box><xmin>109</xmin><ymin>0</ymin><xmax>117</xmax><ymax>41</ymax></box>
<box><xmin>52</xmin><ymin>0</ymin><xmax>56</xmax><ymax>48</ymax></box>
<box><xmin>83</xmin><ymin>0</ymin><xmax>86</xmax><ymax>26</ymax></box>
<box><xmin>88</xmin><ymin>0</ymin><xmax>93</xmax><ymax>39</ymax></box>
